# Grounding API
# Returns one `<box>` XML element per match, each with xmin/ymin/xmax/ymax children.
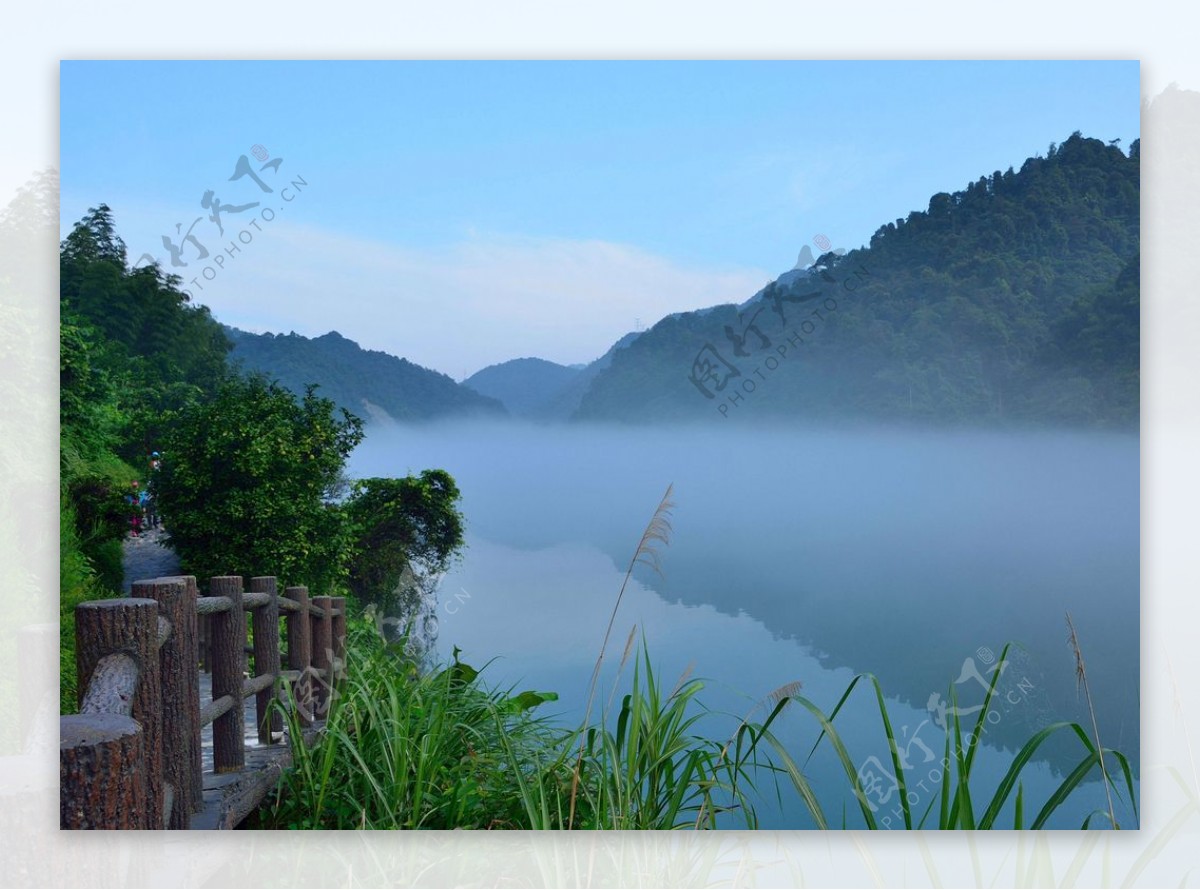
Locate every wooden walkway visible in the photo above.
<box><xmin>61</xmin><ymin>575</ymin><xmax>343</xmax><ymax>830</ymax></box>
<box><xmin>191</xmin><ymin>672</ymin><xmax>322</xmax><ymax>829</ymax></box>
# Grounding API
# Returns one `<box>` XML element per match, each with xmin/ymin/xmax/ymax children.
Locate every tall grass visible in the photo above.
<box><xmin>771</xmin><ymin>646</ymin><xmax>1139</xmax><ymax>829</ymax></box>
<box><xmin>505</xmin><ymin>641</ymin><xmax>803</xmax><ymax>830</ymax></box>
<box><xmin>264</xmin><ymin>621</ymin><xmax>1137</xmax><ymax>830</ymax></box>
<box><xmin>266</xmin><ymin>618</ymin><xmax>797</xmax><ymax>830</ymax></box>
<box><xmin>268</xmin><ymin>622</ymin><xmax>560</xmax><ymax>829</ymax></box>
<box><xmin>569</xmin><ymin>483</ymin><xmax>676</xmax><ymax>826</ymax></box>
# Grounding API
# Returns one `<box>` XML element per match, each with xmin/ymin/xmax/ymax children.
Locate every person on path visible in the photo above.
<box><xmin>128</xmin><ymin>480</ymin><xmax>143</xmax><ymax>537</ymax></box>
<box><xmin>139</xmin><ymin>486</ymin><xmax>158</xmax><ymax>530</ymax></box>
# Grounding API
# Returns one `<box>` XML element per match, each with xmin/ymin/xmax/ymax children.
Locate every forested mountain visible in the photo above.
<box><xmin>575</xmin><ymin>133</ymin><xmax>1140</xmax><ymax>426</ymax></box>
<box><xmin>227</xmin><ymin>328</ymin><xmax>506</xmax><ymax>422</ymax></box>
<box><xmin>463</xmin><ymin>358</ymin><xmax>582</xmax><ymax>418</ymax></box>
<box><xmin>464</xmin><ymin>331</ymin><xmax>642</xmax><ymax>420</ymax></box>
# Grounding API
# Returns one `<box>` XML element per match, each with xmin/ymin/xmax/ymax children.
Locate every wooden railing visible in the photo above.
<box><xmin>59</xmin><ymin>574</ymin><xmax>346</xmax><ymax>830</ymax></box>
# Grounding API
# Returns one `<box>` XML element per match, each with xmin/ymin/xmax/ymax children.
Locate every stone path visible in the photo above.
<box><xmin>121</xmin><ymin>526</ymin><xmax>181</xmax><ymax>592</ymax></box>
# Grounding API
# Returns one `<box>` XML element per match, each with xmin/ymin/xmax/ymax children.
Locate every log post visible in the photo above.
<box><xmin>74</xmin><ymin>597</ymin><xmax>162</xmax><ymax>830</ymax></box>
<box><xmin>60</xmin><ymin>714</ymin><xmax>148</xmax><ymax>829</ymax></box>
<box><xmin>249</xmin><ymin>576</ymin><xmax>282</xmax><ymax>743</ymax></box>
<box><xmin>330</xmin><ymin>596</ymin><xmax>347</xmax><ymax>687</ymax></box>
<box><xmin>132</xmin><ymin>576</ymin><xmax>198</xmax><ymax>828</ymax></box>
<box><xmin>78</xmin><ymin>653</ymin><xmax>138</xmax><ymax>714</ymax></box>
<box><xmin>311</xmin><ymin>596</ymin><xmax>334</xmax><ymax>720</ymax></box>
<box><xmin>209</xmin><ymin>576</ymin><xmax>245</xmax><ymax>772</ymax></box>
<box><xmin>284</xmin><ymin>586</ymin><xmax>313</xmax><ymax>727</ymax></box>
<box><xmin>181</xmin><ymin>576</ymin><xmax>203</xmax><ymax>812</ymax></box>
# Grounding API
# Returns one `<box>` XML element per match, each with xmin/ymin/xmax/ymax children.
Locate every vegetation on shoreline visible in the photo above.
<box><xmin>262</xmin><ymin>609</ymin><xmax>1137</xmax><ymax>831</ymax></box>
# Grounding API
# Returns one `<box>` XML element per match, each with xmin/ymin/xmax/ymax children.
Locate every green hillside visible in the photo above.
<box><xmin>228</xmin><ymin>328</ymin><xmax>506</xmax><ymax>422</ymax></box>
<box><xmin>576</xmin><ymin>132</ymin><xmax>1139</xmax><ymax>427</ymax></box>
<box><xmin>463</xmin><ymin>357</ymin><xmax>582</xmax><ymax>418</ymax></box>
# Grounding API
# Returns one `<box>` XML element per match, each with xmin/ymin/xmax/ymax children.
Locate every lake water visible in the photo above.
<box><xmin>349</xmin><ymin>421</ymin><xmax>1140</xmax><ymax>829</ymax></box>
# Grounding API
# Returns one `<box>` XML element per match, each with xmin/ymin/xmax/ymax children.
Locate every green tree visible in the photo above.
<box><xmin>154</xmin><ymin>375</ymin><xmax>365</xmax><ymax>591</ymax></box>
<box><xmin>344</xmin><ymin>471</ymin><xmax>465</xmax><ymax>609</ymax></box>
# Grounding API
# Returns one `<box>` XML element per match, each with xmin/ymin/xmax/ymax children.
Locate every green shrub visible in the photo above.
<box><xmin>155</xmin><ymin>374</ymin><xmax>363</xmax><ymax>592</ymax></box>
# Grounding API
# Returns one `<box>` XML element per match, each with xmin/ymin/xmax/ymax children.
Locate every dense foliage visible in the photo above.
<box><xmin>577</xmin><ymin>133</ymin><xmax>1140</xmax><ymax>426</ymax></box>
<box><xmin>59</xmin><ymin>205</ymin><xmax>235</xmax><ymax>707</ymax></box>
<box><xmin>62</xmin><ymin>205</ymin><xmax>233</xmax><ymax>460</ymax></box>
<box><xmin>153</xmin><ymin>375</ymin><xmax>365</xmax><ymax>591</ymax></box>
<box><xmin>344</xmin><ymin>472</ymin><xmax>465</xmax><ymax>609</ymax></box>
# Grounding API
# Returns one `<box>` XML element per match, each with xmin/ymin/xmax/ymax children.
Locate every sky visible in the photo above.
<box><xmin>60</xmin><ymin>61</ymin><xmax>1141</xmax><ymax>378</ymax></box>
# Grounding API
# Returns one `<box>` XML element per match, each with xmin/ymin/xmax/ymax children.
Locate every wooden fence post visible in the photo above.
<box><xmin>132</xmin><ymin>576</ymin><xmax>198</xmax><ymax>828</ymax></box>
<box><xmin>60</xmin><ymin>714</ymin><xmax>148</xmax><ymax>829</ymax></box>
<box><xmin>73</xmin><ymin>597</ymin><xmax>162</xmax><ymax>830</ymax></box>
<box><xmin>249</xmin><ymin>576</ymin><xmax>282</xmax><ymax>743</ymax></box>
<box><xmin>210</xmin><ymin>576</ymin><xmax>245</xmax><ymax>772</ymax></box>
<box><xmin>181</xmin><ymin>576</ymin><xmax>203</xmax><ymax>812</ymax></box>
<box><xmin>284</xmin><ymin>586</ymin><xmax>313</xmax><ymax>727</ymax></box>
<box><xmin>311</xmin><ymin>596</ymin><xmax>333</xmax><ymax>720</ymax></box>
<box><xmin>330</xmin><ymin>596</ymin><xmax>347</xmax><ymax>687</ymax></box>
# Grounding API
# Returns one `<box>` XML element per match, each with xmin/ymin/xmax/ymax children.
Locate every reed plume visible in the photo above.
<box><xmin>569</xmin><ymin>483</ymin><xmax>676</xmax><ymax>826</ymax></box>
<box><xmin>1066</xmin><ymin>611</ymin><xmax>1118</xmax><ymax>828</ymax></box>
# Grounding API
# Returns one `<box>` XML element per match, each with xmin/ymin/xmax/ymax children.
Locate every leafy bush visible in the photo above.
<box><xmin>155</xmin><ymin>374</ymin><xmax>364</xmax><ymax>592</ymax></box>
<box><xmin>344</xmin><ymin>472</ymin><xmax>464</xmax><ymax>610</ymax></box>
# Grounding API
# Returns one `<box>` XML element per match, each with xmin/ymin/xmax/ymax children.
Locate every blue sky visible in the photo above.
<box><xmin>60</xmin><ymin>61</ymin><xmax>1140</xmax><ymax>377</ymax></box>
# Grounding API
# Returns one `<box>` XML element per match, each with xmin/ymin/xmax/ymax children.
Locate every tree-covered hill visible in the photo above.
<box><xmin>463</xmin><ymin>331</ymin><xmax>643</xmax><ymax>420</ymax></box>
<box><xmin>575</xmin><ymin>132</ymin><xmax>1139</xmax><ymax>427</ymax></box>
<box><xmin>463</xmin><ymin>357</ymin><xmax>582</xmax><ymax>418</ymax></box>
<box><xmin>227</xmin><ymin>327</ymin><xmax>506</xmax><ymax>423</ymax></box>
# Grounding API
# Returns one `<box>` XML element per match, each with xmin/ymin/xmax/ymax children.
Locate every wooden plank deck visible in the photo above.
<box><xmin>190</xmin><ymin>672</ymin><xmax>322</xmax><ymax>829</ymax></box>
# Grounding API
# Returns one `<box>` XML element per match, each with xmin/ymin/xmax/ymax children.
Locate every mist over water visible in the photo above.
<box><xmin>348</xmin><ymin>420</ymin><xmax>1139</xmax><ymax>828</ymax></box>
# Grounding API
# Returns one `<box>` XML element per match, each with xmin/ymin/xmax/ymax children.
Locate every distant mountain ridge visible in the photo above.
<box><xmin>228</xmin><ymin>134</ymin><xmax>1139</xmax><ymax>429</ymax></box>
<box><xmin>463</xmin><ymin>358</ymin><xmax>581</xmax><ymax>418</ymax></box>
<box><xmin>464</xmin><ymin>332</ymin><xmax>642</xmax><ymax>420</ymax></box>
<box><xmin>574</xmin><ymin>132</ymin><xmax>1140</xmax><ymax>426</ymax></box>
<box><xmin>226</xmin><ymin>327</ymin><xmax>506</xmax><ymax>423</ymax></box>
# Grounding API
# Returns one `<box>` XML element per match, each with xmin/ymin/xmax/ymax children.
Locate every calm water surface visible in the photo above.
<box><xmin>349</xmin><ymin>421</ymin><xmax>1139</xmax><ymax>829</ymax></box>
